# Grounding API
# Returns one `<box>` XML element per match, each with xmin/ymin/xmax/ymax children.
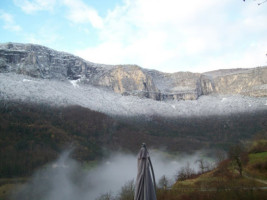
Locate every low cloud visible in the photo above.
<box><xmin>11</xmin><ymin>149</ymin><xmax>213</xmax><ymax>200</ymax></box>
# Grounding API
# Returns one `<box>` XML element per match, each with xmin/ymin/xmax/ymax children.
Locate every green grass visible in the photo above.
<box><xmin>245</xmin><ymin>152</ymin><xmax>267</xmax><ymax>180</ymax></box>
<box><xmin>0</xmin><ymin>183</ymin><xmax>17</xmax><ymax>200</ymax></box>
<box><xmin>248</xmin><ymin>152</ymin><xmax>267</xmax><ymax>165</ymax></box>
<box><xmin>173</xmin><ymin>151</ymin><xmax>267</xmax><ymax>192</ymax></box>
<box><xmin>249</xmin><ymin>139</ymin><xmax>267</xmax><ymax>153</ymax></box>
<box><xmin>0</xmin><ymin>177</ymin><xmax>28</xmax><ymax>200</ymax></box>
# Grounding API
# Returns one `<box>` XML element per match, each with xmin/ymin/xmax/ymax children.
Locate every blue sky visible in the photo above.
<box><xmin>0</xmin><ymin>0</ymin><xmax>266</xmax><ymax>73</ymax></box>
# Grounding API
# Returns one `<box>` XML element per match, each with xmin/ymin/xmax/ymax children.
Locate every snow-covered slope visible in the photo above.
<box><xmin>1</xmin><ymin>73</ymin><xmax>266</xmax><ymax>117</ymax></box>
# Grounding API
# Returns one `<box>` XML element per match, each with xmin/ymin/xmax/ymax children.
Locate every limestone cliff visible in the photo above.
<box><xmin>203</xmin><ymin>68</ymin><xmax>267</xmax><ymax>97</ymax></box>
<box><xmin>0</xmin><ymin>42</ymin><xmax>266</xmax><ymax>101</ymax></box>
<box><xmin>95</xmin><ymin>65</ymin><xmax>159</xmax><ymax>99</ymax></box>
<box><xmin>146</xmin><ymin>70</ymin><xmax>202</xmax><ymax>100</ymax></box>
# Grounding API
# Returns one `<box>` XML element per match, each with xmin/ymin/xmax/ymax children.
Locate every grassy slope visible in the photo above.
<box><xmin>160</xmin><ymin>166</ymin><xmax>267</xmax><ymax>200</ymax></box>
<box><xmin>0</xmin><ymin>178</ymin><xmax>27</xmax><ymax>200</ymax></box>
<box><xmin>173</xmin><ymin>167</ymin><xmax>266</xmax><ymax>190</ymax></box>
<box><xmin>163</xmin><ymin>139</ymin><xmax>267</xmax><ymax>200</ymax></box>
<box><xmin>245</xmin><ymin>140</ymin><xmax>267</xmax><ymax>180</ymax></box>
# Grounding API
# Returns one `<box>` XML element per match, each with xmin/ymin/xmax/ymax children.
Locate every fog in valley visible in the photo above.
<box><xmin>11</xmin><ymin>149</ymin><xmax>215</xmax><ymax>200</ymax></box>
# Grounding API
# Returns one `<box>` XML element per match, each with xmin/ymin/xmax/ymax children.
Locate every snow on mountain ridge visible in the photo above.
<box><xmin>0</xmin><ymin>73</ymin><xmax>266</xmax><ymax>118</ymax></box>
<box><xmin>1</xmin><ymin>42</ymin><xmax>266</xmax><ymax>102</ymax></box>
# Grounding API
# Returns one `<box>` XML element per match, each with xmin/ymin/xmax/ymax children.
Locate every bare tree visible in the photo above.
<box><xmin>96</xmin><ymin>192</ymin><xmax>114</xmax><ymax>200</ymax></box>
<box><xmin>176</xmin><ymin>162</ymin><xmax>196</xmax><ymax>181</ymax></box>
<box><xmin>215</xmin><ymin>150</ymin><xmax>227</xmax><ymax>165</ymax></box>
<box><xmin>158</xmin><ymin>175</ymin><xmax>169</xmax><ymax>190</ymax></box>
<box><xmin>118</xmin><ymin>179</ymin><xmax>135</xmax><ymax>200</ymax></box>
<box><xmin>196</xmin><ymin>159</ymin><xmax>206</xmax><ymax>174</ymax></box>
<box><xmin>228</xmin><ymin>145</ymin><xmax>244</xmax><ymax>176</ymax></box>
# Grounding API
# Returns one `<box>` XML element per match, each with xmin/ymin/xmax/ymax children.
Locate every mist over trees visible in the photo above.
<box><xmin>0</xmin><ymin>99</ymin><xmax>266</xmax><ymax>178</ymax></box>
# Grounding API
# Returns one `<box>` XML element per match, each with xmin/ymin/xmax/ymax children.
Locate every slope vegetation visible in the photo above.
<box><xmin>0</xmin><ymin>101</ymin><xmax>267</xmax><ymax>178</ymax></box>
<box><xmin>157</xmin><ymin>136</ymin><xmax>267</xmax><ymax>200</ymax></box>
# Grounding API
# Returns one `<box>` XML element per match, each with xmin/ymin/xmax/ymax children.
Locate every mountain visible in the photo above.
<box><xmin>0</xmin><ymin>42</ymin><xmax>267</xmax><ymax>178</ymax></box>
<box><xmin>0</xmin><ymin>42</ymin><xmax>266</xmax><ymax>102</ymax></box>
<box><xmin>0</xmin><ymin>42</ymin><xmax>266</xmax><ymax>118</ymax></box>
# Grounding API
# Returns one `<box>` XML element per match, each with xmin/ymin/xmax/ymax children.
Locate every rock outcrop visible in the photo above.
<box><xmin>0</xmin><ymin>42</ymin><xmax>266</xmax><ymax>100</ymax></box>
<box><xmin>94</xmin><ymin>65</ymin><xmax>159</xmax><ymax>99</ymax></box>
<box><xmin>202</xmin><ymin>68</ymin><xmax>267</xmax><ymax>97</ymax></box>
<box><xmin>0</xmin><ymin>42</ymin><xmax>99</xmax><ymax>80</ymax></box>
<box><xmin>0</xmin><ymin>43</ymin><xmax>159</xmax><ymax>99</ymax></box>
<box><xmin>146</xmin><ymin>70</ymin><xmax>202</xmax><ymax>100</ymax></box>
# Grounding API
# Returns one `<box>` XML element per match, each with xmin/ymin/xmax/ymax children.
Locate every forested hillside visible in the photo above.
<box><xmin>0</xmin><ymin>101</ymin><xmax>266</xmax><ymax>177</ymax></box>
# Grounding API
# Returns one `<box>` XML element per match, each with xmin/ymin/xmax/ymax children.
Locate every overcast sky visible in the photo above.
<box><xmin>0</xmin><ymin>0</ymin><xmax>266</xmax><ymax>73</ymax></box>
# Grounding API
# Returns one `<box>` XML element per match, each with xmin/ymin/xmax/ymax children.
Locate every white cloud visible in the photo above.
<box><xmin>13</xmin><ymin>0</ymin><xmax>57</xmax><ymax>13</ymax></box>
<box><xmin>75</xmin><ymin>0</ymin><xmax>267</xmax><ymax>73</ymax></box>
<box><xmin>62</xmin><ymin>0</ymin><xmax>103</xmax><ymax>28</ymax></box>
<box><xmin>0</xmin><ymin>11</ymin><xmax>21</xmax><ymax>32</ymax></box>
<box><xmin>24</xmin><ymin>23</ymin><xmax>62</xmax><ymax>49</ymax></box>
<box><xmin>13</xmin><ymin>0</ymin><xmax>103</xmax><ymax>29</ymax></box>
<box><xmin>11</xmin><ymin>0</ymin><xmax>267</xmax><ymax>72</ymax></box>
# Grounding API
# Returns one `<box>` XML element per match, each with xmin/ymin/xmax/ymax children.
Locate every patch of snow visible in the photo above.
<box><xmin>23</xmin><ymin>79</ymin><xmax>35</xmax><ymax>82</ymax></box>
<box><xmin>221</xmin><ymin>98</ymin><xmax>227</xmax><ymax>102</ymax></box>
<box><xmin>69</xmin><ymin>79</ymin><xmax>80</xmax><ymax>88</ymax></box>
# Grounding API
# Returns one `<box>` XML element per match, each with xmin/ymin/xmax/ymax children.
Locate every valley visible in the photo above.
<box><xmin>0</xmin><ymin>42</ymin><xmax>267</xmax><ymax>200</ymax></box>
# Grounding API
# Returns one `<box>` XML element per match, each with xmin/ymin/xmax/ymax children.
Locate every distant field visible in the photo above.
<box><xmin>246</xmin><ymin>152</ymin><xmax>267</xmax><ymax>180</ymax></box>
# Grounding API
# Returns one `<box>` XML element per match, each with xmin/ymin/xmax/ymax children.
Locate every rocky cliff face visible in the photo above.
<box><xmin>0</xmin><ymin>43</ymin><xmax>159</xmax><ymax>99</ymax></box>
<box><xmin>0</xmin><ymin>42</ymin><xmax>266</xmax><ymax>100</ymax></box>
<box><xmin>146</xmin><ymin>70</ymin><xmax>202</xmax><ymax>100</ymax></box>
<box><xmin>223</xmin><ymin>69</ymin><xmax>266</xmax><ymax>97</ymax></box>
<box><xmin>94</xmin><ymin>65</ymin><xmax>159</xmax><ymax>99</ymax></box>
<box><xmin>202</xmin><ymin>68</ymin><xmax>267</xmax><ymax>97</ymax></box>
<box><xmin>0</xmin><ymin>42</ymin><xmax>104</xmax><ymax>80</ymax></box>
